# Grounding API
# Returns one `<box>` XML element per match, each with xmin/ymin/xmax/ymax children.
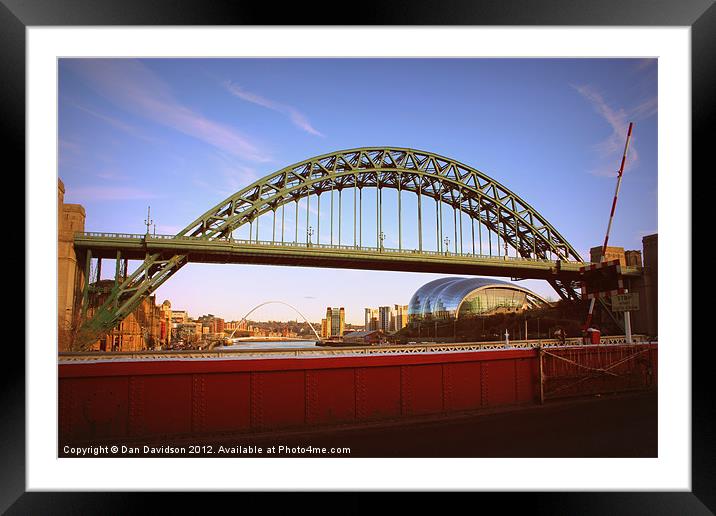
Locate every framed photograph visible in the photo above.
<box><xmin>9</xmin><ymin>0</ymin><xmax>712</xmax><ymax>511</ymax></box>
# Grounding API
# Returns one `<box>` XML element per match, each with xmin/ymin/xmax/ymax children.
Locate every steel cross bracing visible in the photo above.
<box><xmin>75</xmin><ymin>147</ymin><xmax>592</xmax><ymax>349</ymax></box>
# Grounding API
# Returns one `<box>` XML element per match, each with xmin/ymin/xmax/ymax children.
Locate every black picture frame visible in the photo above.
<box><xmin>6</xmin><ymin>0</ymin><xmax>712</xmax><ymax>512</ymax></box>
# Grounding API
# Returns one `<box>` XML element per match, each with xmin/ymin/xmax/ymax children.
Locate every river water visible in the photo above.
<box><xmin>223</xmin><ymin>339</ymin><xmax>318</xmax><ymax>350</ymax></box>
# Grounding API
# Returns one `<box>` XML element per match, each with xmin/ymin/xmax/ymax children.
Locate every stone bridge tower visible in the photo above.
<box><xmin>58</xmin><ymin>178</ymin><xmax>86</xmax><ymax>351</ymax></box>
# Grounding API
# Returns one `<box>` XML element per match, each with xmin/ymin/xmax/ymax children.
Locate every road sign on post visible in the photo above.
<box><xmin>612</xmin><ymin>292</ymin><xmax>640</xmax><ymax>312</ymax></box>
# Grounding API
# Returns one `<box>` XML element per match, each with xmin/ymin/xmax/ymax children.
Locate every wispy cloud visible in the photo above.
<box><xmin>67</xmin><ymin>101</ymin><xmax>161</xmax><ymax>145</ymax></box>
<box><xmin>192</xmin><ymin>176</ymin><xmax>213</xmax><ymax>191</ymax></box>
<box><xmin>59</xmin><ymin>139</ymin><xmax>81</xmax><ymax>154</ymax></box>
<box><xmin>191</xmin><ymin>151</ymin><xmax>262</xmax><ymax>198</ymax></box>
<box><xmin>96</xmin><ymin>169</ymin><xmax>129</xmax><ymax>181</ymax></box>
<box><xmin>59</xmin><ymin>138</ymin><xmax>82</xmax><ymax>168</ymax></box>
<box><xmin>64</xmin><ymin>59</ymin><xmax>272</xmax><ymax>162</ymax></box>
<box><xmin>65</xmin><ymin>186</ymin><xmax>159</xmax><ymax>202</ymax></box>
<box><xmin>572</xmin><ymin>84</ymin><xmax>657</xmax><ymax>177</ymax></box>
<box><xmin>631</xmin><ymin>96</ymin><xmax>658</xmax><ymax>121</ymax></box>
<box><xmin>214</xmin><ymin>151</ymin><xmax>260</xmax><ymax>192</ymax></box>
<box><xmin>225</xmin><ymin>81</ymin><xmax>324</xmax><ymax>137</ymax></box>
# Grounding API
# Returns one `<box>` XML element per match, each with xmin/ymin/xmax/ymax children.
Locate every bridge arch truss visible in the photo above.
<box><xmin>181</xmin><ymin>147</ymin><xmax>582</xmax><ymax>267</ymax></box>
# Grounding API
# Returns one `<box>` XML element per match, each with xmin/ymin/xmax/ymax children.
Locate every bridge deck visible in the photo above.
<box><xmin>74</xmin><ymin>232</ymin><xmax>642</xmax><ymax>280</ymax></box>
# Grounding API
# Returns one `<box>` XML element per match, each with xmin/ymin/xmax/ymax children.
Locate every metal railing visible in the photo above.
<box><xmin>59</xmin><ymin>335</ymin><xmax>652</xmax><ymax>362</ymax></box>
<box><xmin>79</xmin><ymin>232</ymin><xmax>147</xmax><ymax>239</ymax></box>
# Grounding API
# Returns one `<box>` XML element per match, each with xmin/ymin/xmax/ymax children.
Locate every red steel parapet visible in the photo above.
<box><xmin>59</xmin><ymin>344</ymin><xmax>656</xmax><ymax>447</ymax></box>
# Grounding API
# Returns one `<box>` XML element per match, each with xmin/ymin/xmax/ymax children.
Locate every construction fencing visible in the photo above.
<box><xmin>538</xmin><ymin>343</ymin><xmax>657</xmax><ymax>401</ymax></box>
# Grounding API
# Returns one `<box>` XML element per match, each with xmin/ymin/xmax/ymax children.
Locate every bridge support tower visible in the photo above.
<box><xmin>58</xmin><ymin>179</ymin><xmax>86</xmax><ymax>352</ymax></box>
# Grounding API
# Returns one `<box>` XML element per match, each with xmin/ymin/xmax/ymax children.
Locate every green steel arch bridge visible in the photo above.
<box><xmin>72</xmin><ymin>147</ymin><xmax>641</xmax><ymax>350</ymax></box>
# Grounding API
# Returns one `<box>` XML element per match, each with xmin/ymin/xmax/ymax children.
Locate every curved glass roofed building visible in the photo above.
<box><xmin>408</xmin><ymin>277</ymin><xmax>548</xmax><ymax>322</ymax></box>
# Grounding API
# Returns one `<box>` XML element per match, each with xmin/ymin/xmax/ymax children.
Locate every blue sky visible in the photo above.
<box><xmin>59</xmin><ymin>58</ymin><xmax>657</xmax><ymax>324</ymax></box>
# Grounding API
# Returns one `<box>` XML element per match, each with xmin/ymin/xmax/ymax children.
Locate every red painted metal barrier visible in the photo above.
<box><xmin>540</xmin><ymin>344</ymin><xmax>658</xmax><ymax>400</ymax></box>
<box><xmin>59</xmin><ymin>344</ymin><xmax>656</xmax><ymax>445</ymax></box>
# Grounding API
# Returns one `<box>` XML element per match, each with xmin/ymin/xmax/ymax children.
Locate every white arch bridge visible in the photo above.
<box><xmin>227</xmin><ymin>301</ymin><xmax>322</xmax><ymax>342</ymax></box>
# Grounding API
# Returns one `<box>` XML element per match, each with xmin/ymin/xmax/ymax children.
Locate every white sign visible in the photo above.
<box><xmin>612</xmin><ymin>292</ymin><xmax>640</xmax><ymax>312</ymax></box>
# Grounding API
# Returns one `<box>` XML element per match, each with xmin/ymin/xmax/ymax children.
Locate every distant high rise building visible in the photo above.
<box><xmin>378</xmin><ymin>306</ymin><xmax>394</xmax><ymax>333</ymax></box>
<box><xmin>325</xmin><ymin>307</ymin><xmax>345</xmax><ymax>337</ymax></box>
<box><xmin>393</xmin><ymin>304</ymin><xmax>409</xmax><ymax>332</ymax></box>
<box><xmin>364</xmin><ymin>305</ymin><xmax>407</xmax><ymax>333</ymax></box>
<box><xmin>364</xmin><ymin>308</ymin><xmax>379</xmax><ymax>331</ymax></box>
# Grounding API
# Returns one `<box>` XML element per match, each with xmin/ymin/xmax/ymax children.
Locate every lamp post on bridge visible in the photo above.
<box><xmin>144</xmin><ymin>206</ymin><xmax>153</xmax><ymax>236</ymax></box>
<box><xmin>379</xmin><ymin>231</ymin><xmax>385</xmax><ymax>252</ymax></box>
<box><xmin>444</xmin><ymin>237</ymin><xmax>450</xmax><ymax>256</ymax></box>
<box><xmin>307</xmin><ymin>226</ymin><xmax>314</xmax><ymax>247</ymax></box>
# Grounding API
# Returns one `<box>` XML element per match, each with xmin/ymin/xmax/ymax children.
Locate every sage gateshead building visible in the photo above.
<box><xmin>407</xmin><ymin>277</ymin><xmax>549</xmax><ymax>323</ymax></box>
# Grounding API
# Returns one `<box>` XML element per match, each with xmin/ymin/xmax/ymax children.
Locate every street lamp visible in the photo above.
<box><xmin>307</xmin><ymin>226</ymin><xmax>314</xmax><ymax>246</ymax></box>
<box><xmin>144</xmin><ymin>205</ymin><xmax>153</xmax><ymax>235</ymax></box>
